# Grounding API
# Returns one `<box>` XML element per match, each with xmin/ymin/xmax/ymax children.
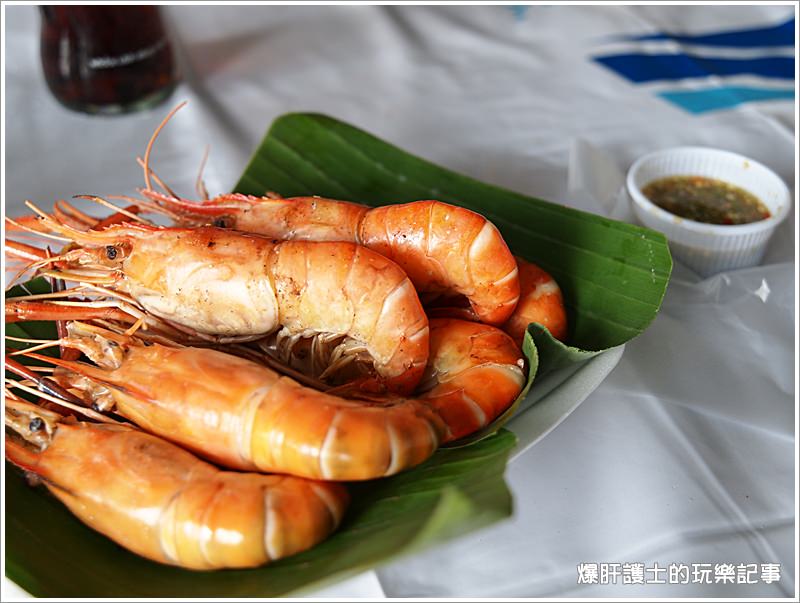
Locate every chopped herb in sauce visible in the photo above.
<box><xmin>642</xmin><ymin>175</ymin><xmax>770</xmax><ymax>225</ymax></box>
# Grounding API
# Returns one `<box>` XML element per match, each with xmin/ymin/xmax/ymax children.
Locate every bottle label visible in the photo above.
<box><xmin>88</xmin><ymin>37</ymin><xmax>167</xmax><ymax>70</ymax></box>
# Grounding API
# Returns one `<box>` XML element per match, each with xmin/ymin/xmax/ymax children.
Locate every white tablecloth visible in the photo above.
<box><xmin>3</xmin><ymin>5</ymin><xmax>795</xmax><ymax>598</ymax></box>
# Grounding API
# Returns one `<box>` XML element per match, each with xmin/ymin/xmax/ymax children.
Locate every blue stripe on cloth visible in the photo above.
<box><xmin>593</xmin><ymin>53</ymin><xmax>794</xmax><ymax>83</ymax></box>
<box><xmin>507</xmin><ymin>5</ymin><xmax>530</xmax><ymax>21</ymax></box>
<box><xmin>658</xmin><ymin>86</ymin><xmax>794</xmax><ymax>114</ymax></box>
<box><xmin>622</xmin><ymin>16</ymin><xmax>794</xmax><ymax>48</ymax></box>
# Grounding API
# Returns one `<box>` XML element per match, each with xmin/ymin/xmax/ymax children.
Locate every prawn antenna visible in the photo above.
<box><xmin>143</xmin><ymin>101</ymin><xmax>187</xmax><ymax>193</ymax></box>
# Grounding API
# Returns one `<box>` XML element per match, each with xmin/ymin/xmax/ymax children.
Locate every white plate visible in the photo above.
<box><xmin>509</xmin><ymin>345</ymin><xmax>625</xmax><ymax>461</ymax></box>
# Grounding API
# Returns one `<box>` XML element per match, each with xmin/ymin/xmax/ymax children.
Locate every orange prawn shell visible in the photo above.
<box><xmin>146</xmin><ymin>195</ymin><xmax>521</xmax><ymax>327</ymax></box>
<box><xmin>503</xmin><ymin>258</ymin><xmax>568</xmax><ymax>347</ymax></box>
<box><xmin>420</xmin><ymin>319</ymin><xmax>526</xmax><ymax>441</ymax></box>
<box><xmin>5</xmin><ymin>422</ymin><xmax>347</xmax><ymax>569</ymax></box>
<box><xmin>61</xmin><ymin>344</ymin><xmax>445</xmax><ymax>481</ymax></box>
<box><xmin>97</xmin><ymin>226</ymin><xmax>429</xmax><ymax>395</ymax></box>
<box><xmin>121</xmin><ymin>227</ymin><xmax>280</xmax><ymax>336</ymax></box>
<box><xmin>359</xmin><ymin>201</ymin><xmax>520</xmax><ymax>325</ymax></box>
<box><xmin>233</xmin><ymin>195</ymin><xmax>369</xmax><ymax>242</ymax></box>
<box><xmin>269</xmin><ymin>239</ymin><xmax>429</xmax><ymax>394</ymax></box>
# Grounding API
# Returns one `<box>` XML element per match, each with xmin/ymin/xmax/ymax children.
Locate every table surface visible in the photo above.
<box><xmin>3</xmin><ymin>5</ymin><xmax>796</xmax><ymax>598</ymax></box>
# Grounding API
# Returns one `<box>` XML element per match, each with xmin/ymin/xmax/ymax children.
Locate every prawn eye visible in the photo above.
<box><xmin>213</xmin><ymin>216</ymin><xmax>233</xmax><ymax>228</ymax></box>
<box><xmin>29</xmin><ymin>417</ymin><xmax>44</xmax><ymax>432</ymax></box>
<box><xmin>105</xmin><ymin>245</ymin><xmax>119</xmax><ymax>260</ymax></box>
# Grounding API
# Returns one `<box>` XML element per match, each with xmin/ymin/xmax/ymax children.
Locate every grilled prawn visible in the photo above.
<box><xmin>7</xmin><ymin>304</ymin><xmax>526</xmax><ymax>477</ymax></box>
<box><xmin>5</xmin><ymin>399</ymin><xmax>348</xmax><ymax>570</ymax></box>
<box><xmin>145</xmin><ymin>193</ymin><xmax>521</xmax><ymax>325</ymax></box>
<box><xmin>8</xmin><ymin>213</ymin><xmax>429</xmax><ymax>395</ymax></box>
<box><xmin>17</xmin><ymin>320</ymin><xmax>445</xmax><ymax>481</ymax></box>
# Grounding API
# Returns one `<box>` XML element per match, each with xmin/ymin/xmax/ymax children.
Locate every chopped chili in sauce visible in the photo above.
<box><xmin>642</xmin><ymin>175</ymin><xmax>770</xmax><ymax>225</ymax></box>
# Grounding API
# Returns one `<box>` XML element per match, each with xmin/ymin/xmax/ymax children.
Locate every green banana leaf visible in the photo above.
<box><xmin>5</xmin><ymin>114</ymin><xmax>670</xmax><ymax>597</ymax></box>
<box><xmin>6</xmin><ymin>421</ymin><xmax>515</xmax><ymax>597</ymax></box>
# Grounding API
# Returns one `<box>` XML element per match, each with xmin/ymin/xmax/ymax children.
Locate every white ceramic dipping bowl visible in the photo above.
<box><xmin>626</xmin><ymin>147</ymin><xmax>791</xmax><ymax>277</ymax></box>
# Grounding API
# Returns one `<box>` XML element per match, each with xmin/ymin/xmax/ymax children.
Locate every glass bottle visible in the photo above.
<box><xmin>40</xmin><ymin>6</ymin><xmax>178</xmax><ymax>114</ymax></box>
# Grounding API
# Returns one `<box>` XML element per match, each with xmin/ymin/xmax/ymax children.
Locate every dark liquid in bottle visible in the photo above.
<box><xmin>40</xmin><ymin>6</ymin><xmax>177</xmax><ymax>114</ymax></box>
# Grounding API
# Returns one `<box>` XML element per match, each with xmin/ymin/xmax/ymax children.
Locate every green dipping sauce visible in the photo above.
<box><xmin>642</xmin><ymin>175</ymin><xmax>771</xmax><ymax>225</ymax></box>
